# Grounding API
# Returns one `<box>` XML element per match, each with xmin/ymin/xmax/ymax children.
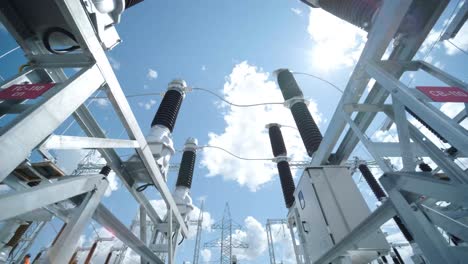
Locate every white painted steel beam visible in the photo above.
<box><xmin>0</xmin><ymin>174</ymin><xmax>105</xmax><ymax>221</ymax></box>
<box><xmin>42</xmin><ymin>135</ymin><xmax>139</xmax><ymax>149</ymax></box>
<box><xmin>0</xmin><ymin>65</ymin><xmax>104</xmax><ymax>181</ymax></box>
<box><xmin>327</xmin><ymin>2</ymin><xmax>449</xmax><ymax>165</ymax></box>
<box><xmin>45</xmin><ymin>179</ymin><xmax>108</xmax><ymax>264</ymax></box>
<box><xmin>311</xmin><ymin>0</ymin><xmax>413</xmax><ymax>166</ymax></box>
<box><xmin>313</xmin><ymin>201</ymin><xmax>395</xmax><ymax>264</ymax></box>
<box><xmin>93</xmin><ymin>204</ymin><xmax>165</xmax><ymax>264</ymax></box>
<box><xmin>421</xmin><ymin>205</ymin><xmax>468</xmax><ymax>243</ymax></box>
<box><xmin>72</xmin><ymin>105</ymin><xmax>165</xmax><ymax>225</ymax></box>
<box><xmin>372</xmin><ymin>142</ymin><xmax>426</xmax><ymax>157</ymax></box>
<box><xmin>380</xmin><ymin>177</ymin><xmax>460</xmax><ymax>263</ymax></box>
<box><xmin>56</xmin><ymin>0</ymin><xmax>188</xmax><ymax>236</ymax></box>
<box><xmin>382</xmin><ymin>172</ymin><xmax>468</xmax><ymax>207</ymax></box>
<box><xmin>367</xmin><ymin>62</ymin><xmax>468</xmax><ymax>157</ymax></box>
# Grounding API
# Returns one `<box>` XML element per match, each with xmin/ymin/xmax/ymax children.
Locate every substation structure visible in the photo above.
<box><xmin>0</xmin><ymin>0</ymin><xmax>201</xmax><ymax>263</ymax></box>
<box><xmin>0</xmin><ymin>0</ymin><xmax>468</xmax><ymax>264</ymax></box>
<box><xmin>264</xmin><ymin>0</ymin><xmax>468</xmax><ymax>263</ymax></box>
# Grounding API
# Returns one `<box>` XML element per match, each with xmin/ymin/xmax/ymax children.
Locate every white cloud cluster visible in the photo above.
<box><xmin>138</xmin><ymin>99</ymin><xmax>157</xmax><ymax>110</ymax></box>
<box><xmin>307</xmin><ymin>8</ymin><xmax>367</xmax><ymax>71</ymax></box>
<box><xmin>200</xmin><ymin>248</ymin><xmax>212</xmax><ymax>262</ymax></box>
<box><xmin>291</xmin><ymin>8</ymin><xmax>303</xmax><ymax>16</ymax></box>
<box><xmin>147</xmin><ymin>68</ymin><xmax>158</xmax><ymax>80</ymax></box>
<box><xmin>200</xmin><ymin>62</ymin><xmax>320</xmax><ymax>191</ymax></box>
<box><xmin>56</xmin><ymin>150</ymin><xmax>119</xmax><ymax>197</ymax></box>
<box><xmin>232</xmin><ymin>216</ymin><xmax>268</xmax><ymax>260</ymax></box>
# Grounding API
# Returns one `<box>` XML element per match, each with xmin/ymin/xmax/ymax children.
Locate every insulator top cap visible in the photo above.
<box><xmin>272</xmin><ymin>68</ymin><xmax>290</xmax><ymax>79</ymax></box>
<box><xmin>184</xmin><ymin>137</ymin><xmax>198</xmax><ymax>152</ymax></box>
<box><xmin>168</xmin><ymin>79</ymin><xmax>187</xmax><ymax>96</ymax></box>
<box><xmin>265</xmin><ymin>123</ymin><xmax>281</xmax><ymax>129</ymax></box>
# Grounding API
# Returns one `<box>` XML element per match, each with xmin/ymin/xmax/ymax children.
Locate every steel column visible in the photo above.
<box><xmin>42</xmin><ymin>135</ymin><xmax>139</xmax><ymax>149</ymax></box>
<box><xmin>0</xmin><ymin>174</ymin><xmax>106</xmax><ymax>221</ymax></box>
<box><xmin>0</xmin><ymin>65</ymin><xmax>104</xmax><ymax>181</ymax></box>
<box><xmin>45</xmin><ymin>178</ymin><xmax>108</xmax><ymax>263</ymax></box>
<box><xmin>311</xmin><ymin>0</ymin><xmax>413</xmax><ymax>166</ymax></box>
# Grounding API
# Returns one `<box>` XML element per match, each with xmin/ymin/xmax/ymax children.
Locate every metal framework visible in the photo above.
<box><xmin>204</xmin><ymin>203</ymin><xmax>248</xmax><ymax>264</ymax></box>
<box><xmin>289</xmin><ymin>0</ymin><xmax>468</xmax><ymax>263</ymax></box>
<box><xmin>0</xmin><ymin>1</ymin><xmax>189</xmax><ymax>263</ymax></box>
<box><xmin>190</xmin><ymin>201</ymin><xmax>204</xmax><ymax>264</ymax></box>
<box><xmin>265</xmin><ymin>219</ymin><xmax>289</xmax><ymax>264</ymax></box>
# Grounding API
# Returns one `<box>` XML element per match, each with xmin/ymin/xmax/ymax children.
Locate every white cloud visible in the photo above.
<box><xmin>200</xmin><ymin>62</ymin><xmax>320</xmax><ymax>191</ymax></box>
<box><xmin>92</xmin><ymin>98</ymin><xmax>109</xmax><ymax>108</ymax></box>
<box><xmin>138</xmin><ymin>99</ymin><xmax>157</xmax><ymax>110</ymax></box>
<box><xmin>444</xmin><ymin>18</ymin><xmax>468</xmax><ymax>55</ymax></box>
<box><xmin>147</xmin><ymin>199</ymin><xmax>214</xmax><ymax>239</ymax></box>
<box><xmin>201</xmin><ymin>65</ymin><xmax>207</xmax><ymax>71</ymax></box>
<box><xmin>187</xmin><ymin>204</ymin><xmax>215</xmax><ymax>238</ymax></box>
<box><xmin>291</xmin><ymin>8</ymin><xmax>302</xmax><ymax>16</ymax></box>
<box><xmin>108</xmin><ymin>56</ymin><xmax>120</xmax><ymax>70</ymax></box>
<box><xmin>147</xmin><ymin>68</ymin><xmax>158</xmax><ymax>80</ymax></box>
<box><xmin>307</xmin><ymin>8</ymin><xmax>367</xmax><ymax>71</ymax></box>
<box><xmin>232</xmin><ymin>216</ymin><xmax>268</xmax><ymax>260</ymax></box>
<box><xmin>269</xmin><ymin>223</ymin><xmax>296</xmax><ymax>263</ymax></box>
<box><xmin>56</xmin><ymin>150</ymin><xmax>119</xmax><ymax>196</ymax></box>
<box><xmin>200</xmin><ymin>249</ymin><xmax>212</xmax><ymax>262</ymax></box>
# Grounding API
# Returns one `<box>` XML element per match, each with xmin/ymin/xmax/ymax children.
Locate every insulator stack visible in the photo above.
<box><xmin>301</xmin><ymin>0</ymin><xmax>435</xmax><ymax>34</ymax></box>
<box><xmin>312</xmin><ymin>0</ymin><xmax>381</xmax><ymax>30</ymax></box>
<box><xmin>276</xmin><ymin>69</ymin><xmax>323</xmax><ymax>157</ymax></box>
<box><xmin>277</xmin><ymin>161</ymin><xmax>296</xmax><ymax>208</ymax></box>
<box><xmin>268</xmin><ymin>124</ymin><xmax>287</xmax><ymax>157</ymax></box>
<box><xmin>176</xmin><ymin>151</ymin><xmax>196</xmax><ymax>188</ymax></box>
<box><xmin>358</xmin><ymin>164</ymin><xmax>386</xmax><ymax>200</ymax></box>
<box><xmin>393</xmin><ymin>247</ymin><xmax>405</xmax><ymax>264</ymax></box>
<box><xmin>267</xmin><ymin>124</ymin><xmax>295</xmax><ymax>208</ymax></box>
<box><xmin>419</xmin><ymin>162</ymin><xmax>432</xmax><ymax>172</ymax></box>
<box><xmin>358</xmin><ymin>164</ymin><xmax>414</xmax><ymax>242</ymax></box>
<box><xmin>175</xmin><ymin>138</ymin><xmax>197</xmax><ymax>189</ymax></box>
<box><xmin>125</xmin><ymin>0</ymin><xmax>144</xmax><ymax>9</ymax></box>
<box><xmin>151</xmin><ymin>89</ymin><xmax>184</xmax><ymax>132</ymax></box>
<box><xmin>99</xmin><ymin>165</ymin><xmax>112</xmax><ymax>176</ymax></box>
<box><xmin>406</xmin><ymin>108</ymin><xmax>447</xmax><ymax>143</ymax></box>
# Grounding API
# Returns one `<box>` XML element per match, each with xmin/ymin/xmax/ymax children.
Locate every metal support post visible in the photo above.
<box><xmin>311</xmin><ymin>0</ymin><xmax>413</xmax><ymax>166</ymax></box>
<box><xmin>380</xmin><ymin>176</ymin><xmax>459</xmax><ymax>263</ymax></box>
<box><xmin>366</xmin><ymin>61</ymin><xmax>468</xmax><ymax>157</ymax></box>
<box><xmin>42</xmin><ymin>135</ymin><xmax>139</xmax><ymax>150</ymax></box>
<box><xmin>313</xmin><ymin>201</ymin><xmax>395</xmax><ymax>264</ymax></box>
<box><xmin>0</xmin><ymin>65</ymin><xmax>104</xmax><ymax>181</ymax></box>
<box><xmin>168</xmin><ymin>207</ymin><xmax>173</xmax><ymax>264</ymax></box>
<box><xmin>140</xmin><ymin>205</ymin><xmax>147</xmax><ymax>264</ymax></box>
<box><xmin>391</xmin><ymin>98</ymin><xmax>415</xmax><ymax>170</ymax></box>
<box><xmin>0</xmin><ymin>174</ymin><xmax>106</xmax><ymax>221</ymax></box>
<box><xmin>340</xmin><ymin>110</ymin><xmax>393</xmax><ymax>172</ymax></box>
<box><xmin>93</xmin><ymin>204</ymin><xmax>164</xmax><ymax>264</ymax></box>
<box><xmin>321</xmin><ymin>1</ymin><xmax>449</xmax><ymax>165</ymax></box>
<box><xmin>384</xmin><ymin>110</ymin><xmax>468</xmax><ymax>183</ymax></box>
<box><xmin>44</xmin><ymin>178</ymin><xmax>108</xmax><ymax>263</ymax></box>
<box><xmin>55</xmin><ymin>0</ymin><xmax>188</xmax><ymax>236</ymax></box>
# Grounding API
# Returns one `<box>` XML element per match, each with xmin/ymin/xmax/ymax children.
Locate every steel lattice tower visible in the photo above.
<box><xmin>204</xmin><ymin>203</ymin><xmax>248</xmax><ymax>264</ymax></box>
<box><xmin>191</xmin><ymin>201</ymin><xmax>204</xmax><ymax>264</ymax></box>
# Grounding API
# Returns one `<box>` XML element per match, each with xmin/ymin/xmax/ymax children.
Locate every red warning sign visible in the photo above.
<box><xmin>417</xmin><ymin>86</ymin><xmax>468</xmax><ymax>103</ymax></box>
<box><xmin>0</xmin><ymin>83</ymin><xmax>55</xmax><ymax>100</ymax></box>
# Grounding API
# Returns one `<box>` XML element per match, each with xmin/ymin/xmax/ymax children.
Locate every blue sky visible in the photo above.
<box><xmin>1</xmin><ymin>0</ymin><xmax>468</xmax><ymax>263</ymax></box>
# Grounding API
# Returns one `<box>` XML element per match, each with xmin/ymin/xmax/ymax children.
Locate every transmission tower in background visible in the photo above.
<box><xmin>204</xmin><ymin>203</ymin><xmax>248</xmax><ymax>264</ymax></box>
<box><xmin>190</xmin><ymin>201</ymin><xmax>204</xmax><ymax>264</ymax></box>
